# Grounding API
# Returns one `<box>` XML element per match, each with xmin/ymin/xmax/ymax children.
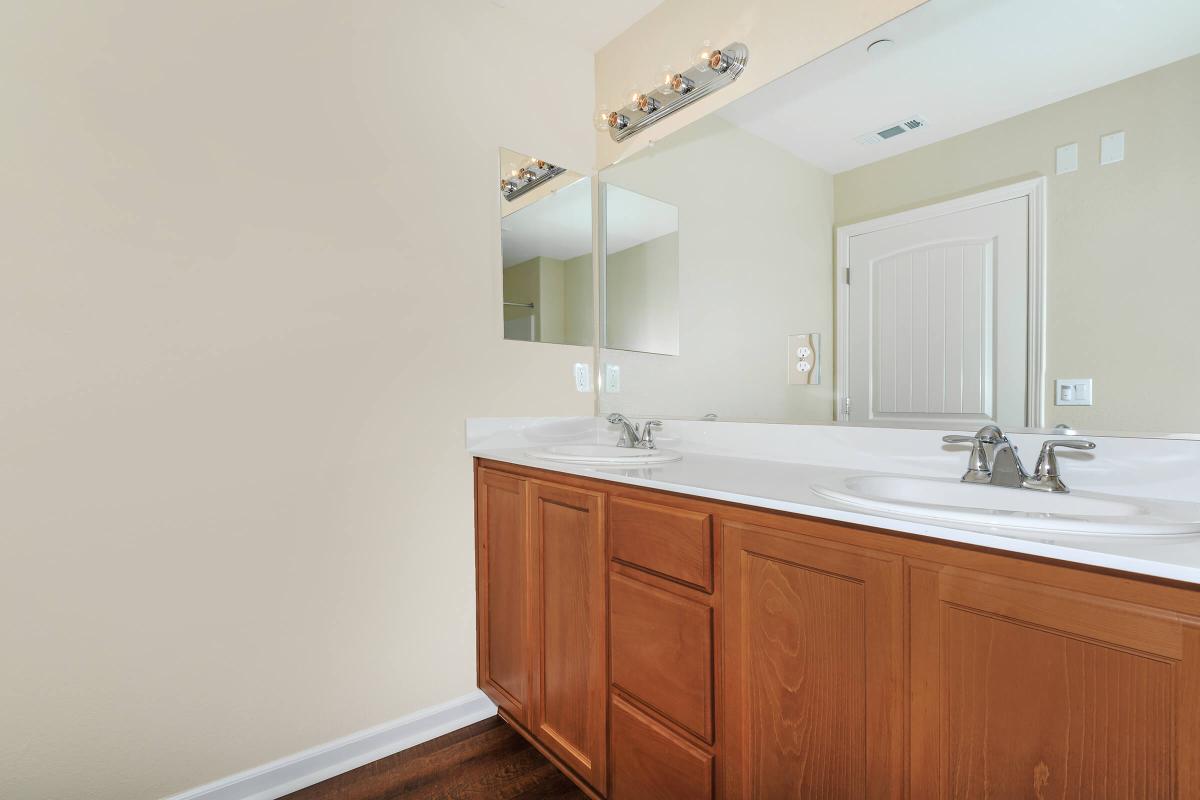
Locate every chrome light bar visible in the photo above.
<box><xmin>602</xmin><ymin>42</ymin><xmax>749</xmax><ymax>143</ymax></box>
<box><xmin>500</xmin><ymin>160</ymin><xmax>567</xmax><ymax>202</ymax></box>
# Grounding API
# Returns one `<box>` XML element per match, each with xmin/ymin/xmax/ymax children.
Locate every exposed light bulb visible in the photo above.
<box><xmin>606</xmin><ymin>111</ymin><xmax>630</xmax><ymax>130</ymax></box>
<box><xmin>708</xmin><ymin>49</ymin><xmax>730</xmax><ymax>72</ymax></box>
<box><xmin>594</xmin><ymin>105</ymin><xmax>611</xmax><ymax>131</ymax></box>
<box><xmin>669</xmin><ymin>73</ymin><xmax>695</xmax><ymax>94</ymax></box>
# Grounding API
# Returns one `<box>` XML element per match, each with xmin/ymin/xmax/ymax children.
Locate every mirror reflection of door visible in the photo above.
<box><xmin>840</xmin><ymin>181</ymin><xmax>1043</xmax><ymax>428</ymax></box>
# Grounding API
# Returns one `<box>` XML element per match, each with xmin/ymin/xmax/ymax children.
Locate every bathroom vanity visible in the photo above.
<box><xmin>473</xmin><ymin>430</ymin><xmax>1200</xmax><ymax>799</ymax></box>
<box><xmin>484</xmin><ymin>0</ymin><xmax>1200</xmax><ymax>794</ymax></box>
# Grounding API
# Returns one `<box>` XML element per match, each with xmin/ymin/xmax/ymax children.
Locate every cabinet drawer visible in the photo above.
<box><xmin>610</xmin><ymin>496</ymin><xmax>713</xmax><ymax>591</ymax></box>
<box><xmin>611</xmin><ymin>695</ymin><xmax>713</xmax><ymax>800</ymax></box>
<box><xmin>610</xmin><ymin>573</ymin><xmax>713</xmax><ymax>741</ymax></box>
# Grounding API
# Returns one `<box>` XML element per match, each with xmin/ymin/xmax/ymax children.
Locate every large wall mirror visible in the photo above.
<box><xmin>602</xmin><ymin>184</ymin><xmax>679</xmax><ymax>355</ymax></box>
<box><xmin>499</xmin><ymin>148</ymin><xmax>593</xmax><ymax>346</ymax></box>
<box><xmin>597</xmin><ymin>0</ymin><xmax>1200</xmax><ymax>437</ymax></box>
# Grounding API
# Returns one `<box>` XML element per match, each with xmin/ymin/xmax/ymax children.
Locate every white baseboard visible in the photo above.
<box><xmin>163</xmin><ymin>690</ymin><xmax>497</xmax><ymax>800</ymax></box>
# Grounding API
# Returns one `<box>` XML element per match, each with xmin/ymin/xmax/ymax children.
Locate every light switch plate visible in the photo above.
<box><xmin>1056</xmin><ymin>142</ymin><xmax>1079</xmax><ymax>174</ymax></box>
<box><xmin>1055</xmin><ymin>378</ymin><xmax>1093</xmax><ymax>406</ymax></box>
<box><xmin>787</xmin><ymin>333</ymin><xmax>820</xmax><ymax>385</ymax></box>
<box><xmin>1100</xmin><ymin>131</ymin><xmax>1125</xmax><ymax>165</ymax></box>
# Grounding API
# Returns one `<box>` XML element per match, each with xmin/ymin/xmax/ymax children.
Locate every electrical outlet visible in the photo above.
<box><xmin>573</xmin><ymin>363</ymin><xmax>592</xmax><ymax>392</ymax></box>
<box><xmin>604</xmin><ymin>363</ymin><xmax>621</xmax><ymax>393</ymax></box>
<box><xmin>787</xmin><ymin>334</ymin><xmax>820</xmax><ymax>385</ymax></box>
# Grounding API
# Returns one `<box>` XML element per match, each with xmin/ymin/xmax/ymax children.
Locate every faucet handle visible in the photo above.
<box><xmin>943</xmin><ymin>433</ymin><xmax>991</xmax><ymax>479</ymax></box>
<box><xmin>638</xmin><ymin>420</ymin><xmax>663</xmax><ymax>449</ymax></box>
<box><xmin>1025</xmin><ymin>439</ymin><xmax>1096</xmax><ymax>492</ymax></box>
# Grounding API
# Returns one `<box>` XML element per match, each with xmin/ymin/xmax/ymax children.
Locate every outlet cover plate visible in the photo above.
<box><xmin>787</xmin><ymin>333</ymin><xmax>820</xmax><ymax>385</ymax></box>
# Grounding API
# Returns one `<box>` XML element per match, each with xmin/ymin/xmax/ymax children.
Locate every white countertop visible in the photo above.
<box><xmin>468</xmin><ymin>417</ymin><xmax>1200</xmax><ymax>586</ymax></box>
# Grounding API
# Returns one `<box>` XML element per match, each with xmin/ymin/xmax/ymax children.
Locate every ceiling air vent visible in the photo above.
<box><xmin>855</xmin><ymin>115</ymin><xmax>928</xmax><ymax>145</ymax></box>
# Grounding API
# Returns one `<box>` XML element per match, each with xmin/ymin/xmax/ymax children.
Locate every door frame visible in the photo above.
<box><xmin>834</xmin><ymin>177</ymin><xmax>1047</xmax><ymax>428</ymax></box>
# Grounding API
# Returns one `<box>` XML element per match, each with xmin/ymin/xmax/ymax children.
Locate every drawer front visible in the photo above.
<box><xmin>610</xmin><ymin>573</ymin><xmax>713</xmax><ymax>741</ymax></box>
<box><xmin>611</xmin><ymin>695</ymin><xmax>713</xmax><ymax>800</ymax></box>
<box><xmin>610</xmin><ymin>496</ymin><xmax>713</xmax><ymax>591</ymax></box>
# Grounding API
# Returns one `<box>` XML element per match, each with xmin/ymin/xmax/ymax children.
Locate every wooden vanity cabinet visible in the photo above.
<box><xmin>909</xmin><ymin>560</ymin><xmax>1200</xmax><ymax>799</ymax></box>
<box><xmin>529</xmin><ymin>481</ymin><xmax>608</xmax><ymax>794</ymax></box>
<box><xmin>475</xmin><ymin>459</ymin><xmax>1200</xmax><ymax>799</ymax></box>
<box><xmin>474</xmin><ymin>469</ymin><xmax>608</xmax><ymax>797</ymax></box>
<box><xmin>475</xmin><ymin>469</ymin><xmax>531</xmax><ymax>727</ymax></box>
<box><xmin>721</xmin><ymin>519</ymin><xmax>905</xmax><ymax>799</ymax></box>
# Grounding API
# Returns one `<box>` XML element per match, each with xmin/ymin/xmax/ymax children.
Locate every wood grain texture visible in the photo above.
<box><xmin>610</xmin><ymin>695</ymin><xmax>713</xmax><ymax>800</ymax></box>
<box><xmin>283</xmin><ymin>716</ymin><xmax>585</xmax><ymax>800</ymax></box>
<box><xmin>722</xmin><ymin>520</ymin><xmax>905</xmax><ymax>799</ymax></box>
<box><xmin>475</xmin><ymin>460</ymin><xmax>1200</xmax><ymax>799</ymax></box>
<box><xmin>476</xmin><ymin>469</ymin><xmax>530</xmax><ymax>726</ymax></box>
<box><xmin>610</xmin><ymin>572</ymin><xmax>713</xmax><ymax>741</ymax></box>
<box><xmin>531</xmin><ymin>481</ymin><xmax>608</xmax><ymax>795</ymax></box>
<box><xmin>911</xmin><ymin>562</ymin><xmax>1200</xmax><ymax>799</ymax></box>
<box><xmin>610</xmin><ymin>496</ymin><xmax>713</xmax><ymax>592</ymax></box>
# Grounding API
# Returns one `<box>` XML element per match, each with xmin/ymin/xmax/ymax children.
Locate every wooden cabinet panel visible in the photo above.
<box><xmin>610</xmin><ymin>573</ymin><xmax>713</xmax><ymax>741</ymax></box>
<box><xmin>722</xmin><ymin>520</ymin><xmax>904</xmax><ymax>799</ymax></box>
<box><xmin>530</xmin><ymin>481</ymin><xmax>607</xmax><ymax>794</ymax></box>
<box><xmin>610</xmin><ymin>695</ymin><xmax>713</xmax><ymax>800</ymax></box>
<box><xmin>911</xmin><ymin>563</ymin><xmax>1200</xmax><ymax>799</ymax></box>
<box><xmin>610</xmin><ymin>496</ymin><xmax>713</xmax><ymax>592</ymax></box>
<box><xmin>475</xmin><ymin>469</ymin><xmax>530</xmax><ymax>726</ymax></box>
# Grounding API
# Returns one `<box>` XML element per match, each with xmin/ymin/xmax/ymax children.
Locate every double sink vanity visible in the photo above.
<box><xmin>488</xmin><ymin>0</ymin><xmax>1200</xmax><ymax>794</ymax></box>
<box><xmin>470</xmin><ymin>417</ymin><xmax>1200</xmax><ymax>798</ymax></box>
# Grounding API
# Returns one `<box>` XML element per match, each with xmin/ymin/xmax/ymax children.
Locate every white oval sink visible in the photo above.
<box><xmin>528</xmin><ymin>444</ymin><xmax>682</xmax><ymax>466</ymax></box>
<box><xmin>812</xmin><ymin>474</ymin><xmax>1200</xmax><ymax>537</ymax></box>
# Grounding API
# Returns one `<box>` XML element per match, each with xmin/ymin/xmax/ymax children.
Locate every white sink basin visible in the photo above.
<box><xmin>812</xmin><ymin>474</ymin><xmax>1200</xmax><ymax>537</ymax></box>
<box><xmin>528</xmin><ymin>444</ymin><xmax>681</xmax><ymax>466</ymax></box>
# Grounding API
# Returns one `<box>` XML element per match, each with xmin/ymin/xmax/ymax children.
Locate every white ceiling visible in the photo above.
<box><xmin>605</xmin><ymin>186</ymin><xmax>677</xmax><ymax>253</ymax></box>
<box><xmin>489</xmin><ymin>0</ymin><xmax>665</xmax><ymax>53</ymax></box>
<box><xmin>721</xmin><ymin>0</ymin><xmax>1200</xmax><ymax>173</ymax></box>
<box><xmin>502</xmin><ymin>176</ymin><xmax>592</xmax><ymax>267</ymax></box>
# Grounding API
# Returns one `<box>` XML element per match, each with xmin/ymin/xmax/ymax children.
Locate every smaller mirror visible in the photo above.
<box><xmin>602</xmin><ymin>184</ymin><xmax>680</xmax><ymax>355</ymax></box>
<box><xmin>499</xmin><ymin>148</ymin><xmax>593</xmax><ymax>346</ymax></box>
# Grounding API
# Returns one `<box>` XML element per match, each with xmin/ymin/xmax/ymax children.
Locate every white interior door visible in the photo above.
<box><xmin>845</xmin><ymin>195</ymin><xmax>1030</xmax><ymax>427</ymax></box>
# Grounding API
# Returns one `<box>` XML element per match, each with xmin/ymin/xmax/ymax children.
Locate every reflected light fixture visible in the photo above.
<box><xmin>597</xmin><ymin>41</ymin><xmax>748</xmax><ymax>142</ymax></box>
<box><xmin>499</xmin><ymin>158</ymin><xmax>566</xmax><ymax>202</ymax></box>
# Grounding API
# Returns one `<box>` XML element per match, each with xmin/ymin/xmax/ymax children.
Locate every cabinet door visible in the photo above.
<box><xmin>911</xmin><ymin>563</ymin><xmax>1200</xmax><ymax>799</ymax></box>
<box><xmin>530</xmin><ymin>481</ymin><xmax>607</xmax><ymax>794</ymax></box>
<box><xmin>722</xmin><ymin>520</ymin><xmax>905</xmax><ymax>799</ymax></box>
<box><xmin>475</xmin><ymin>469</ymin><xmax>531</xmax><ymax>726</ymax></box>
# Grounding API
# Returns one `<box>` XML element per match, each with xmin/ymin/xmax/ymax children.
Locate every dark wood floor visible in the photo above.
<box><xmin>283</xmin><ymin>716</ymin><xmax>586</xmax><ymax>800</ymax></box>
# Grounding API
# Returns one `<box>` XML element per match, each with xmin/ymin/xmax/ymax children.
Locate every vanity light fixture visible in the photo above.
<box><xmin>598</xmin><ymin>41</ymin><xmax>749</xmax><ymax>142</ymax></box>
<box><xmin>499</xmin><ymin>158</ymin><xmax>566</xmax><ymax>202</ymax></box>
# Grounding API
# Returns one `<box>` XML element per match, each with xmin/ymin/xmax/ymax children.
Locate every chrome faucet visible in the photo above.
<box><xmin>606</xmin><ymin>414</ymin><xmax>662</xmax><ymax>449</ymax></box>
<box><xmin>943</xmin><ymin>425</ymin><xmax>1095</xmax><ymax>493</ymax></box>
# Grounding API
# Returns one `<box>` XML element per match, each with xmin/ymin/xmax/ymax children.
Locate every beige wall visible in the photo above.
<box><xmin>598</xmin><ymin>116</ymin><xmax>834</xmax><ymax>422</ymax></box>
<box><xmin>0</xmin><ymin>2</ymin><xmax>595</xmax><ymax>799</ymax></box>
<box><xmin>503</xmin><ymin>255</ymin><xmax>593</xmax><ymax>346</ymax></box>
<box><xmin>594</xmin><ymin>0</ymin><xmax>925</xmax><ymax>167</ymax></box>
<box><xmin>835</xmin><ymin>54</ymin><xmax>1200</xmax><ymax>433</ymax></box>
<box><xmin>504</xmin><ymin>257</ymin><xmax>543</xmax><ymax>337</ymax></box>
<box><xmin>605</xmin><ymin>232</ymin><xmax>681</xmax><ymax>354</ymax></box>
<box><xmin>563</xmin><ymin>252</ymin><xmax>595</xmax><ymax>346</ymax></box>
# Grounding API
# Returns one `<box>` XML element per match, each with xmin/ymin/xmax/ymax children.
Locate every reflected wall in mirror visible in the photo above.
<box><xmin>602</xmin><ymin>185</ymin><xmax>679</xmax><ymax>355</ymax></box>
<box><xmin>598</xmin><ymin>0</ymin><xmax>1200</xmax><ymax>436</ymax></box>
<box><xmin>499</xmin><ymin>148</ymin><xmax>592</xmax><ymax>346</ymax></box>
